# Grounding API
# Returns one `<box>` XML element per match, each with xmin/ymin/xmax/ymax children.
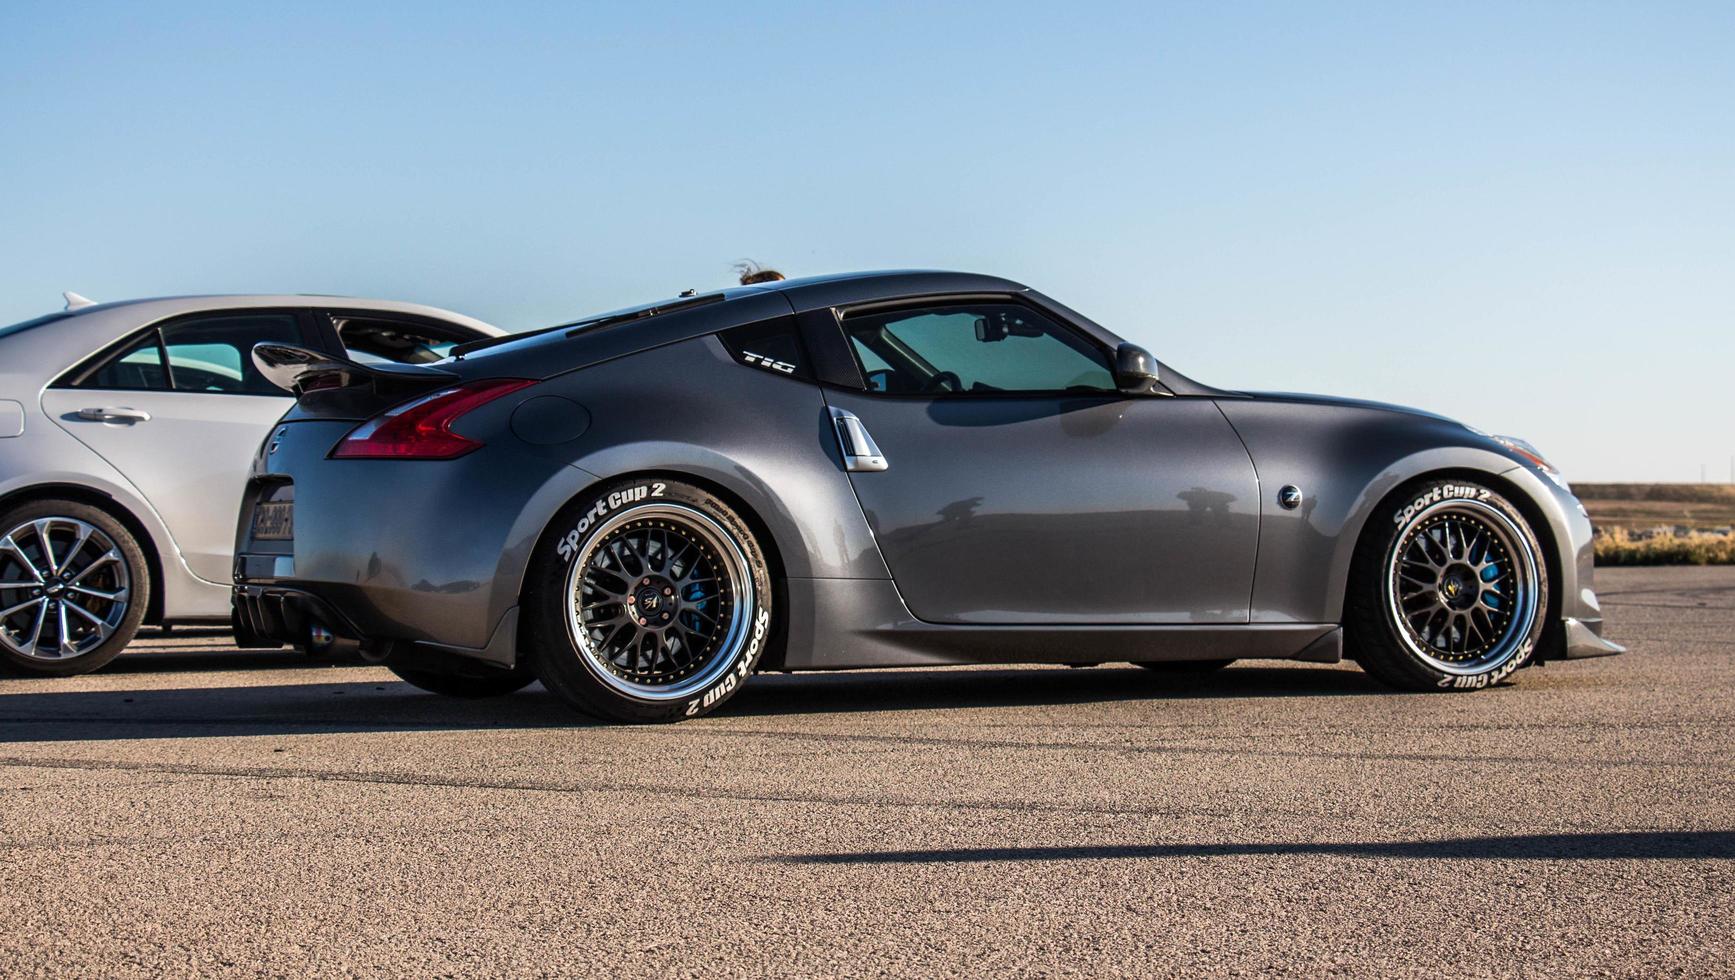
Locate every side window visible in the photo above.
<box><xmin>720</xmin><ymin>317</ymin><xmax>812</xmax><ymax>380</ymax></box>
<box><xmin>841</xmin><ymin>303</ymin><xmax>1115</xmax><ymax>395</ymax></box>
<box><xmin>158</xmin><ymin>314</ymin><xmax>303</xmax><ymax>395</ymax></box>
<box><xmin>86</xmin><ymin>333</ymin><xmax>170</xmax><ymax>391</ymax></box>
<box><xmin>334</xmin><ymin>316</ymin><xmax>467</xmax><ymax>365</ymax></box>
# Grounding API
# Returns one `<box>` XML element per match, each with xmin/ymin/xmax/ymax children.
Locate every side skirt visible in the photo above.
<box><xmin>782</xmin><ymin>578</ymin><xmax>1341</xmax><ymax>670</ymax></box>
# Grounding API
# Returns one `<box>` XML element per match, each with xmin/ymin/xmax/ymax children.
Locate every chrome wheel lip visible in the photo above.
<box><xmin>563</xmin><ymin>503</ymin><xmax>754</xmax><ymax>702</ymax></box>
<box><xmin>1383</xmin><ymin>498</ymin><xmax>1540</xmax><ymax>677</ymax></box>
<box><xmin>0</xmin><ymin>516</ymin><xmax>131</xmax><ymax>662</ymax></box>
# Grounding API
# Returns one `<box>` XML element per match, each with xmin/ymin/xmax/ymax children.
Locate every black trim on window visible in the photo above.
<box><xmin>795</xmin><ymin>308</ymin><xmax>865</xmax><ymax>390</ymax></box>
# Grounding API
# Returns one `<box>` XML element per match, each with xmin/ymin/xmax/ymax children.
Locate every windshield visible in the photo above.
<box><xmin>0</xmin><ymin>312</ymin><xmax>75</xmax><ymax>341</ymax></box>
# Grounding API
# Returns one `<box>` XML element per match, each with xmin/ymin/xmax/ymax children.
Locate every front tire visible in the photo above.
<box><xmin>526</xmin><ymin>479</ymin><xmax>775</xmax><ymax>723</ymax></box>
<box><xmin>1347</xmin><ymin>479</ymin><xmax>1549</xmax><ymax>691</ymax></box>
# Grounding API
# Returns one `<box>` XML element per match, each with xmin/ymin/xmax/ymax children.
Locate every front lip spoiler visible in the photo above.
<box><xmin>1560</xmin><ymin>617</ymin><xmax>1626</xmax><ymax>659</ymax></box>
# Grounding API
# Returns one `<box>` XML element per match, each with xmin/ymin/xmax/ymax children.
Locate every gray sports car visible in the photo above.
<box><xmin>233</xmin><ymin>271</ymin><xmax>1622</xmax><ymax>722</ymax></box>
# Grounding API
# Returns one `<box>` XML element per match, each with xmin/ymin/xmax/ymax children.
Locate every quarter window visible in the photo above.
<box><xmin>720</xmin><ymin>317</ymin><xmax>811</xmax><ymax>380</ymax></box>
<box><xmin>841</xmin><ymin>303</ymin><xmax>1115</xmax><ymax>395</ymax></box>
<box><xmin>87</xmin><ymin>333</ymin><xmax>170</xmax><ymax>391</ymax></box>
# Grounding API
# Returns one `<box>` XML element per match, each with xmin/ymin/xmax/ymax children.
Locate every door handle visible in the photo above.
<box><xmin>829</xmin><ymin>407</ymin><xmax>888</xmax><ymax>472</ymax></box>
<box><xmin>76</xmin><ymin>407</ymin><xmax>152</xmax><ymax>423</ymax></box>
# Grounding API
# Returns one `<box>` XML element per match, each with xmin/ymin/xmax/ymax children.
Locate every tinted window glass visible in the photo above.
<box><xmin>160</xmin><ymin>314</ymin><xmax>302</xmax><ymax>395</ymax></box>
<box><xmin>720</xmin><ymin>317</ymin><xmax>811</xmax><ymax>380</ymax></box>
<box><xmin>335</xmin><ymin>316</ymin><xmax>463</xmax><ymax>365</ymax></box>
<box><xmin>842</xmin><ymin>304</ymin><xmax>1114</xmax><ymax>395</ymax></box>
<box><xmin>87</xmin><ymin>333</ymin><xmax>170</xmax><ymax>390</ymax></box>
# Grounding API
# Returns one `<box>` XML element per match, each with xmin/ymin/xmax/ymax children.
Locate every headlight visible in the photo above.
<box><xmin>1493</xmin><ymin>435</ymin><xmax>1569</xmax><ymax>492</ymax></box>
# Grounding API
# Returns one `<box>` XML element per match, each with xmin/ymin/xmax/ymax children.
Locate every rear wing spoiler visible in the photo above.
<box><xmin>252</xmin><ymin>343</ymin><xmax>458</xmax><ymax>397</ymax></box>
<box><xmin>252</xmin><ymin>343</ymin><xmax>461</xmax><ymax>420</ymax></box>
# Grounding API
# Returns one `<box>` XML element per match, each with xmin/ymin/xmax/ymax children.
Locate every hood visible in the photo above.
<box><xmin>1241</xmin><ymin>390</ymin><xmax>1461</xmax><ymax>425</ymax></box>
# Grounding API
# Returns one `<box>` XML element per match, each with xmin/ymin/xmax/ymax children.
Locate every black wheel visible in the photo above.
<box><xmin>388</xmin><ymin>663</ymin><xmax>536</xmax><ymax>698</ymax></box>
<box><xmin>1134</xmin><ymin>659</ymin><xmax>1236</xmax><ymax>673</ymax></box>
<box><xmin>0</xmin><ymin>499</ymin><xmax>149</xmax><ymax>677</ymax></box>
<box><xmin>1347</xmin><ymin>479</ymin><xmax>1549</xmax><ymax>691</ymax></box>
<box><xmin>526</xmin><ymin>478</ymin><xmax>775</xmax><ymax>723</ymax></box>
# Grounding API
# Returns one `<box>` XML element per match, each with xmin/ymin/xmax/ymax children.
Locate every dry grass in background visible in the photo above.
<box><xmin>1576</xmin><ymin>484</ymin><xmax>1735</xmax><ymax>565</ymax></box>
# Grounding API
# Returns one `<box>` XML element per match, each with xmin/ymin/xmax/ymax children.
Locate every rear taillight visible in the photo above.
<box><xmin>331</xmin><ymin>379</ymin><xmax>535</xmax><ymax>460</ymax></box>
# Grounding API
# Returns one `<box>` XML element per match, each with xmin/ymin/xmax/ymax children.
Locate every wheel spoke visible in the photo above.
<box><xmin>23</xmin><ymin>601</ymin><xmax>49</xmax><ymax>655</ymax></box>
<box><xmin>56</xmin><ymin>602</ymin><xmax>75</xmax><ymax>657</ymax></box>
<box><xmin>0</xmin><ymin>596</ymin><xmax>45</xmax><ymax>619</ymax></box>
<box><xmin>0</xmin><ymin>536</ymin><xmax>44</xmax><ymax>583</ymax></box>
<box><xmin>64</xmin><ymin>599</ymin><xmax>114</xmax><ymax>636</ymax></box>
<box><xmin>32</xmin><ymin>520</ymin><xmax>60</xmax><ymax>579</ymax></box>
<box><xmin>70</xmin><ymin>585</ymin><xmax>125</xmax><ymax>603</ymax></box>
<box><xmin>66</xmin><ymin>551</ymin><xmax>119</xmax><ymax>586</ymax></box>
<box><xmin>53</xmin><ymin>523</ymin><xmax>94</xmax><ymax>577</ymax></box>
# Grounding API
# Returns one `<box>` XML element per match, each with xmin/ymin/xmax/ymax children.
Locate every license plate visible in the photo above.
<box><xmin>252</xmin><ymin>501</ymin><xmax>294</xmax><ymax>541</ymax></box>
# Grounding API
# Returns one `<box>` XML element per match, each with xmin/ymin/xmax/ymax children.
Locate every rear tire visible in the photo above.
<box><xmin>526</xmin><ymin>478</ymin><xmax>775</xmax><ymax>723</ymax></box>
<box><xmin>388</xmin><ymin>663</ymin><xmax>535</xmax><ymax>698</ymax></box>
<box><xmin>1346</xmin><ymin>479</ymin><xmax>1549</xmax><ymax>691</ymax></box>
<box><xmin>0</xmin><ymin>499</ymin><xmax>148</xmax><ymax>677</ymax></box>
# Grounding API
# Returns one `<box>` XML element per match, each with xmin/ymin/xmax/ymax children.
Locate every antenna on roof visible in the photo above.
<box><xmin>62</xmin><ymin>291</ymin><xmax>97</xmax><ymax>311</ymax></box>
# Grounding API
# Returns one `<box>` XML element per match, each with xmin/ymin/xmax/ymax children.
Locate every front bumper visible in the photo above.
<box><xmin>1559</xmin><ymin>616</ymin><xmax>1626</xmax><ymax>659</ymax></box>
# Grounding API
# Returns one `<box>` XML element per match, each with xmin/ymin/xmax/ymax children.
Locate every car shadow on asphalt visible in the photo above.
<box><xmin>0</xmin><ymin>664</ymin><xmax>1390</xmax><ymax>743</ymax></box>
<box><xmin>769</xmin><ymin>831</ymin><xmax>1735</xmax><ymax>864</ymax></box>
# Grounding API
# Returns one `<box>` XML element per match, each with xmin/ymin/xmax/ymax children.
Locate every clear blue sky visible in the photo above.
<box><xmin>2</xmin><ymin>1</ymin><xmax>1730</xmax><ymax>481</ymax></box>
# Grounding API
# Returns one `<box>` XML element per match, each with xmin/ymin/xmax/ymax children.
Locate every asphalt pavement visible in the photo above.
<box><xmin>1</xmin><ymin>565</ymin><xmax>1730</xmax><ymax>978</ymax></box>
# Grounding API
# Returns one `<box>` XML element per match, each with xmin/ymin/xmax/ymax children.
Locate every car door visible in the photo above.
<box><xmin>40</xmin><ymin>311</ymin><xmax>315</xmax><ymax>584</ymax></box>
<box><xmin>819</xmin><ymin>299</ymin><xmax>1259</xmax><ymax>625</ymax></box>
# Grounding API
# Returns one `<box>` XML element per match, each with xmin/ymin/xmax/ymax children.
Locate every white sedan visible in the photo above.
<box><xmin>0</xmin><ymin>293</ymin><xmax>502</xmax><ymax>675</ymax></box>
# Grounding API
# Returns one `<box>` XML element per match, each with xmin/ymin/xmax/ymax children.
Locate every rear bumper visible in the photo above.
<box><xmin>232</xmin><ymin>578</ymin><xmax>522</xmax><ymax>668</ymax></box>
<box><xmin>232</xmin><ymin>417</ymin><xmax>573</xmax><ymax>655</ymax></box>
<box><xmin>232</xmin><ymin>582</ymin><xmax>365</xmax><ymax>650</ymax></box>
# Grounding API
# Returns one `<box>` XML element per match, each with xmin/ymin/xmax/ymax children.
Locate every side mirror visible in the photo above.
<box><xmin>1114</xmin><ymin>343</ymin><xmax>1163</xmax><ymax>394</ymax></box>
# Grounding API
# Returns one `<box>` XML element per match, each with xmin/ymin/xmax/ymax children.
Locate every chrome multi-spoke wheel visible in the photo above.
<box><xmin>533</xmin><ymin>480</ymin><xmax>773</xmax><ymax>722</ymax></box>
<box><xmin>1348</xmin><ymin>481</ymin><xmax>1549</xmax><ymax>691</ymax></box>
<box><xmin>566</xmin><ymin>504</ymin><xmax>753</xmax><ymax>701</ymax></box>
<box><xmin>0</xmin><ymin>515</ymin><xmax>133</xmax><ymax>663</ymax></box>
<box><xmin>1386</xmin><ymin>500</ymin><xmax>1539</xmax><ymax>674</ymax></box>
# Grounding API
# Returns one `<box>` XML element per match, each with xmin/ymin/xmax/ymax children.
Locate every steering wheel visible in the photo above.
<box><xmin>921</xmin><ymin>370</ymin><xmax>963</xmax><ymax>394</ymax></box>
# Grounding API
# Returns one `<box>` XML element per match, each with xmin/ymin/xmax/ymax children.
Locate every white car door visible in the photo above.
<box><xmin>40</xmin><ymin>311</ymin><xmax>311</xmax><ymax>584</ymax></box>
